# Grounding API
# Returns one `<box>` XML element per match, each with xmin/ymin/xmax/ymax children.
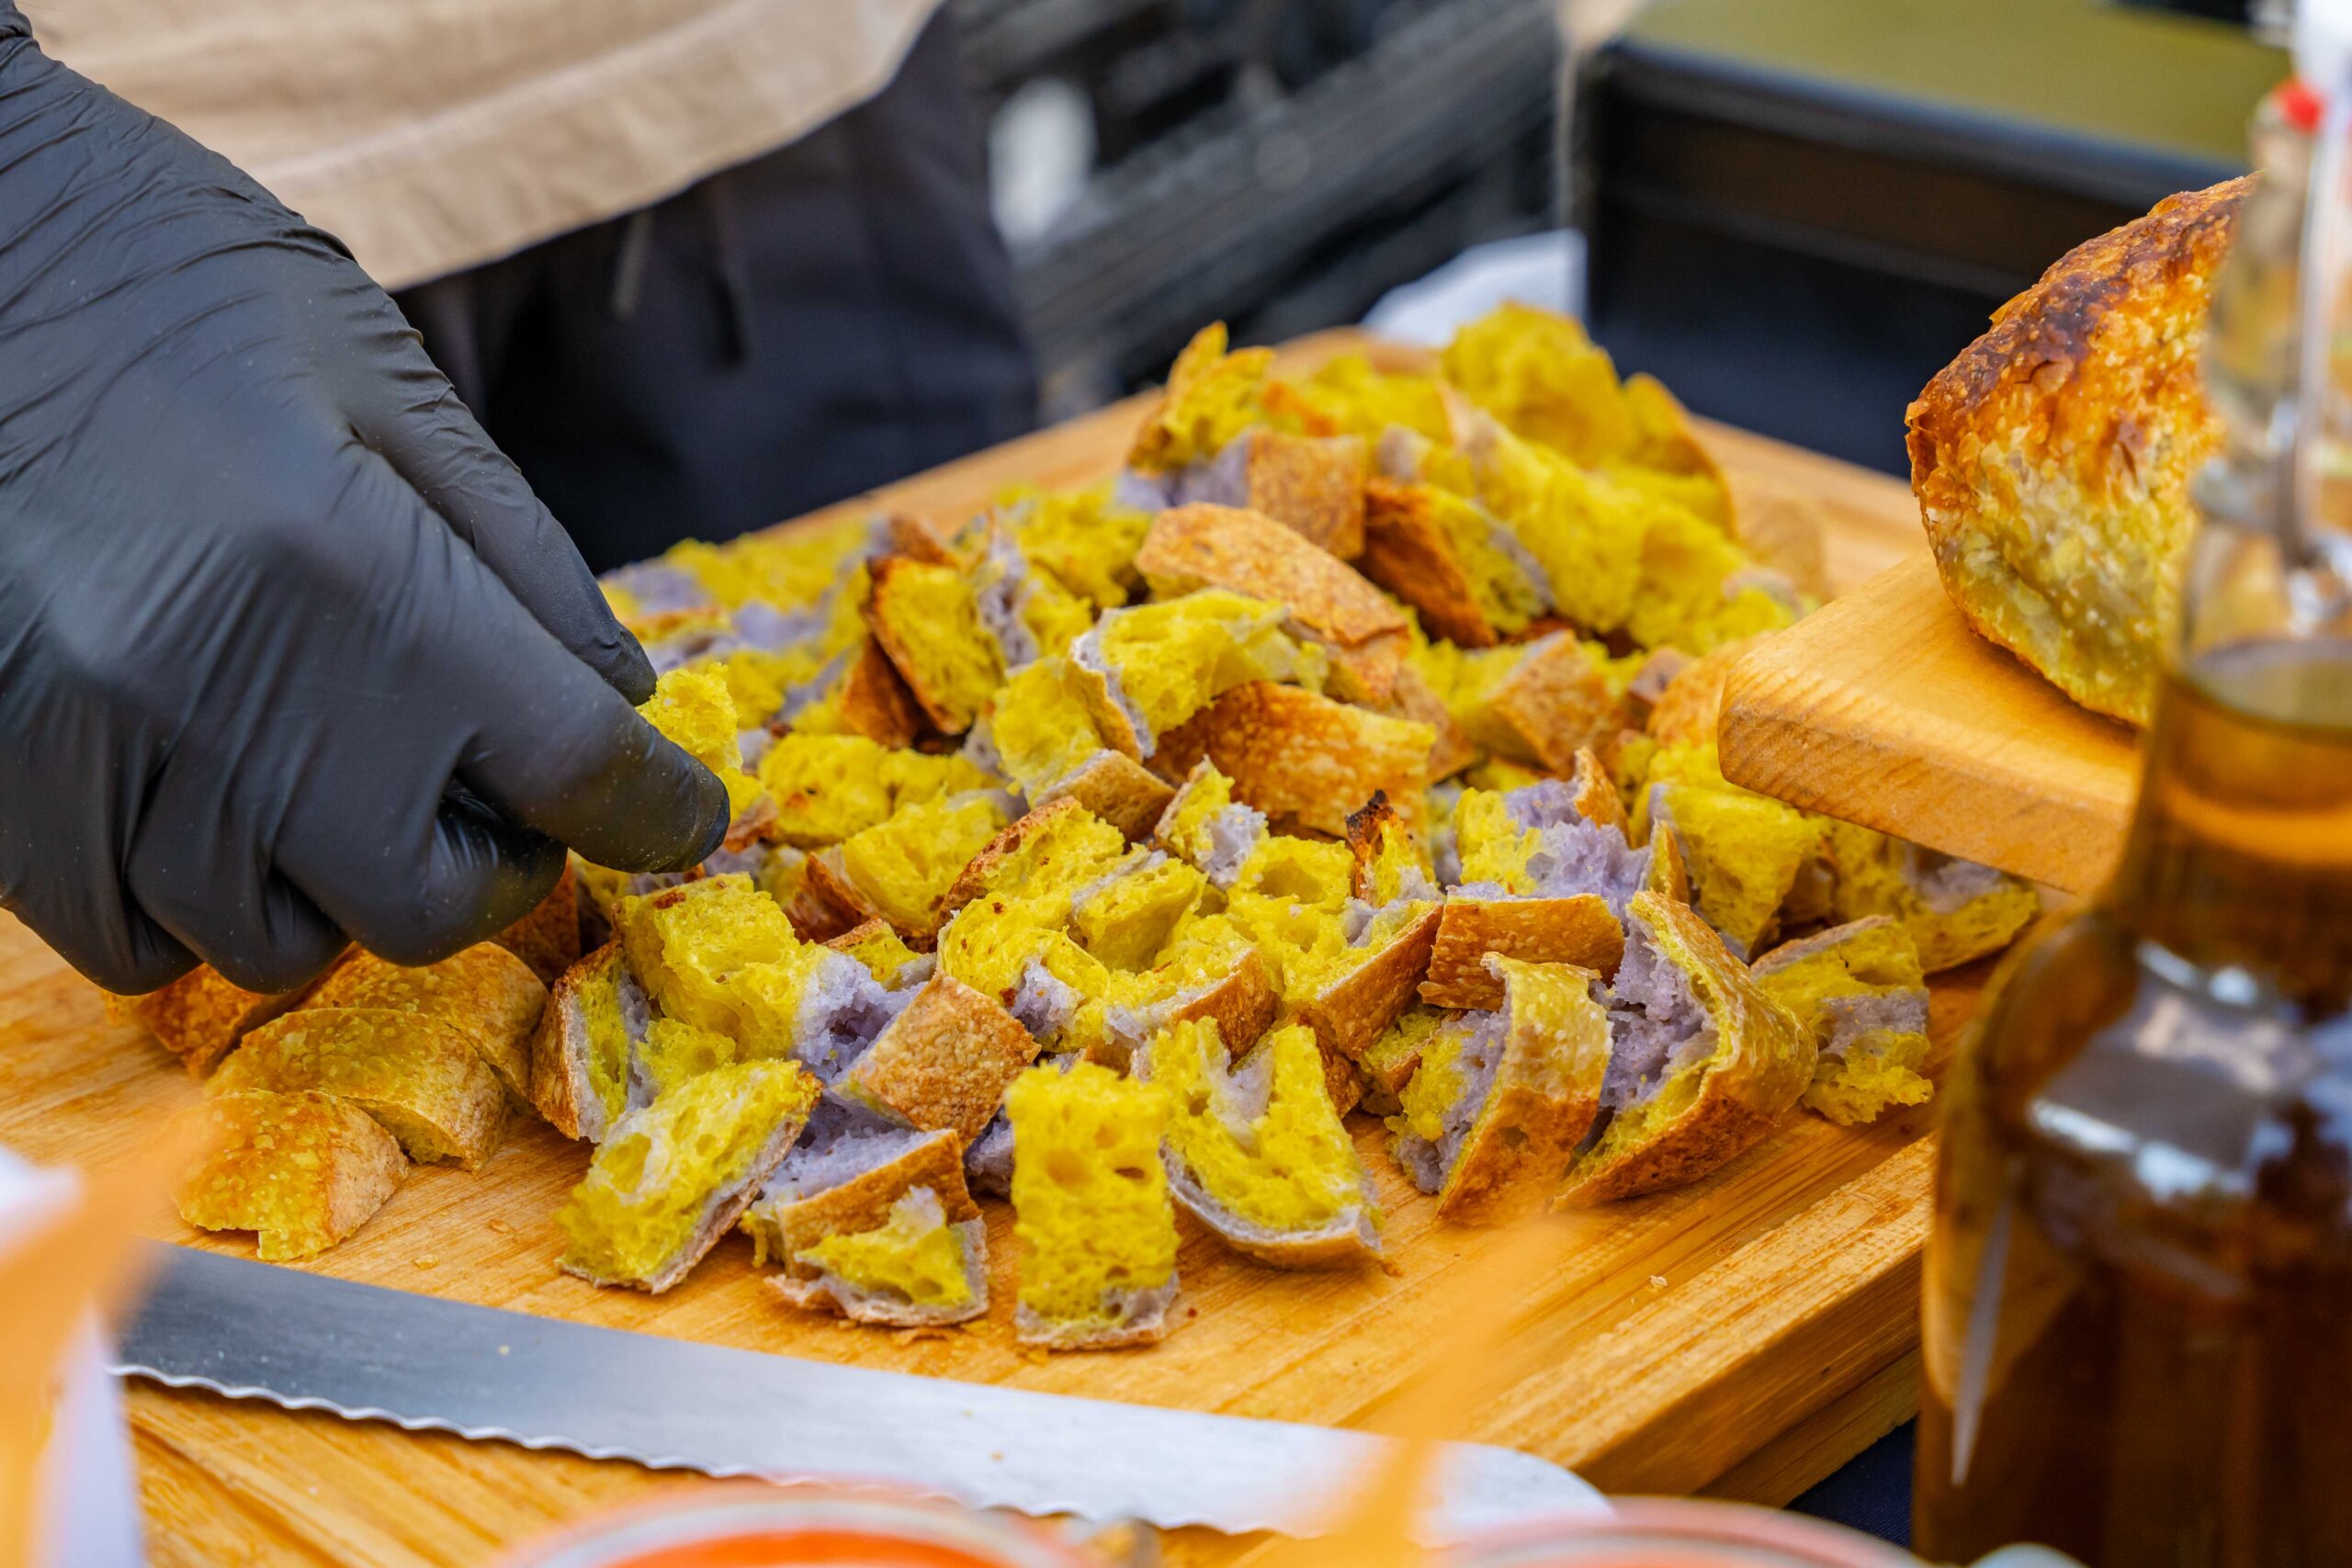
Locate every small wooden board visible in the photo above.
<box><xmin>3</xmin><ymin>333</ymin><xmax>1971</xmax><ymax>1567</ymax></box>
<box><xmin>1719</xmin><ymin>553</ymin><xmax>2141</xmax><ymax>896</ymax></box>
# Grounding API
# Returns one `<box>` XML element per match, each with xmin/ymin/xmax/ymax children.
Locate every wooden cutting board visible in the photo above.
<box><xmin>1717</xmin><ymin>553</ymin><xmax>2143</xmax><ymax>896</ymax></box>
<box><xmin>1</xmin><ymin>332</ymin><xmax>1969</xmax><ymax>1568</ymax></box>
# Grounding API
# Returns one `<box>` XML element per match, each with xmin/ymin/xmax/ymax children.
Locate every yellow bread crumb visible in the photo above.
<box><xmin>798</xmin><ymin>1189</ymin><xmax>976</xmax><ymax>1309</ymax></box>
<box><xmin>1007</xmin><ymin>1062</ymin><xmax>1178</xmax><ymax>1326</ymax></box>
<box><xmin>638</xmin><ymin>668</ymin><xmax>763</xmax><ymax>820</ymax></box>
<box><xmin>557</xmin><ymin>1059</ymin><xmax>819</xmax><ymax>1289</ymax></box>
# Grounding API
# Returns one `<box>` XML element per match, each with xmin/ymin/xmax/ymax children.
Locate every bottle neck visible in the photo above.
<box><xmin>2103</xmin><ymin>638</ymin><xmax>2352</xmax><ymax>1013</ymax></box>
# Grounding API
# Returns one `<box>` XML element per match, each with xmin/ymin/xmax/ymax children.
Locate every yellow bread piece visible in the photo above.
<box><xmin>528</xmin><ymin>942</ymin><xmax>646</xmax><ymax>1143</ymax></box>
<box><xmin>1443</xmin><ymin>635</ymin><xmax>1627</xmax><ymax>773</ymax></box>
<box><xmin>631</xmin><ymin>1017</ymin><xmax>740</xmax><ymax>1101</ymax></box>
<box><xmin>1136</xmin><ymin>503</ymin><xmax>1406</xmax><ymax>649</ymax></box>
<box><xmin>864</xmin><ymin>554</ymin><xmax>1001</xmax><ymax>734</ymax></box>
<box><xmin>558</xmin><ymin>1059</ymin><xmax>820</xmax><ymax>1293</ymax></box>
<box><xmin>1818</xmin><ymin>820</ymin><xmax>2041</xmax><ymax>974</ymax></box>
<box><xmin>307</xmin><ymin>944</ymin><xmax>546</xmax><ymax>1102</ymax></box>
<box><xmin>1151</xmin><ymin>682</ymin><xmax>1431</xmax><ymax>840</ymax></box>
<box><xmin>835</xmin><ymin>975</ymin><xmax>1038</xmax><ymax>1145</ymax></box>
<box><xmin>1142</xmin><ymin>1019</ymin><xmax>1379</xmax><ymax>1267</ymax></box>
<box><xmin>615</xmin><ymin>875</ymin><xmax>835</xmax><ymax>1060</ymax></box>
<box><xmin>1294</xmin><ymin>902</ymin><xmax>1442</xmax><ymax>1075</ymax></box>
<box><xmin>1284</xmin><ymin>353</ymin><xmax>1450</xmax><ymax>443</ymax></box>
<box><xmin>1442</xmin><ymin>302</ymin><xmax>1641</xmax><ymax>468</ymax></box>
<box><xmin>987</xmin><ymin>658</ymin><xmax>1108</xmax><ymax>799</ymax></box>
<box><xmin>1151</xmin><ymin>759</ymin><xmax>1266</xmax><ymax>887</ymax></box>
<box><xmin>1070</xmin><ymin>853</ymin><xmax>1210</xmax><ymax>973</ymax></box>
<box><xmin>1558</xmin><ymin>893</ymin><xmax>1812</xmax><ymax>1206</ymax></box>
<box><xmin>636</xmin><ymin>667</ymin><xmax>767</xmax><ymax>833</ymax></box>
<box><xmin>937</xmin><ymin>800</ymin><xmax>1134</xmax><ymax>932</ymax></box>
<box><xmin>1445</xmin><ymin>396</ymin><xmax>1646</xmax><ymax>636</ymax></box>
<box><xmin>1390</xmin><ymin>954</ymin><xmax>1611</xmax><ymax>1223</ymax></box>
<box><xmin>1752</xmin><ymin>917</ymin><xmax>1934</xmax><ymax>1126</ymax></box>
<box><xmin>105</xmin><ymin>966</ymin><xmax>319</xmax><ymax>1077</ymax></box>
<box><xmin>755</xmin><ymin>733</ymin><xmax>992</xmax><ymax>849</ymax></box>
<box><xmin>1645</xmin><ymin>783</ymin><xmax>1822</xmax><ymax>960</ymax></box>
<box><xmin>832</xmin><ymin>791</ymin><xmax>1013</xmax><ymax>940</ymax></box>
<box><xmin>1360</xmin><ymin>1005</ymin><xmax>1442</xmax><ymax>1111</ymax></box>
<box><xmin>1906</xmin><ymin>179</ymin><xmax>2243</xmax><ymax>725</ymax></box>
<box><xmin>1007</xmin><ymin>1061</ymin><xmax>1181</xmax><ymax>1349</ymax></box>
<box><xmin>824</xmin><ymin>919</ymin><xmax>930</xmax><ymax>987</ymax></box>
<box><xmin>659</xmin><ymin>514</ymin><xmax>877</xmax><ymax>612</ymax></box>
<box><xmin>216</xmin><ymin>1009</ymin><xmax>506</xmax><ymax>1168</ymax></box>
<box><xmin>1623</xmin><ymin>501</ymin><xmax>1788</xmax><ymax>655</ymax></box>
<box><xmin>1127</xmin><ymin>322</ymin><xmax>1274</xmax><ymax>473</ymax></box>
<box><xmin>1072</xmin><ymin>589</ymin><xmax>1326</xmax><ymax>758</ymax></box>
<box><xmin>178</xmin><ymin>1089</ymin><xmax>405</xmax><ymax>1261</ymax></box>
<box><xmin>790</xmin><ymin>636</ymin><xmax>926</xmax><ymax>750</ymax></box>
<box><xmin>995</xmin><ymin>484</ymin><xmax>1149</xmax><ymax>609</ymax></box>
<box><xmin>1358</xmin><ymin>476</ymin><xmax>1545</xmax><ymax>648</ymax></box>
<box><xmin>1235</xmin><ymin>429</ymin><xmax>1372</xmax><ymax>558</ymax></box>
<box><xmin>777</xmin><ymin>1188</ymin><xmax>989</xmax><ymax>1325</ymax></box>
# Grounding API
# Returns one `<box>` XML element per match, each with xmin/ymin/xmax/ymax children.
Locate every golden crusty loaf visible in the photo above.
<box><xmin>1906</xmin><ymin>177</ymin><xmax>2246</xmax><ymax>726</ymax></box>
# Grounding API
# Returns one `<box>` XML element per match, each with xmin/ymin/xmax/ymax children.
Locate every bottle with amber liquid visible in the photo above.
<box><xmin>1912</xmin><ymin>63</ymin><xmax>2352</xmax><ymax>1568</ymax></box>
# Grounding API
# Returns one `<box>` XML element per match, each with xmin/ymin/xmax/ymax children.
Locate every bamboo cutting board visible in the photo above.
<box><xmin>0</xmin><ymin>333</ymin><xmax>1971</xmax><ymax>1568</ymax></box>
<box><xmin>1717</xmin><ymin>554</ymin><xmax>2142</xmax><ymax>896</ymax></box>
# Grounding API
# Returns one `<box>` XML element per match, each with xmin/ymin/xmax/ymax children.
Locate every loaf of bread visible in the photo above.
<box><xmin>1906</xmin><ymin>177</ymin><xmax>2247</xmax><ymax>725</ymax></box>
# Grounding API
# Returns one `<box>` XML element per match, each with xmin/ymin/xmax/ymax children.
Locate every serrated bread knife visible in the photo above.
<box><xmin>111</xmin><ymin>1245</ymin><xmax>1602</xmax><ymax>1539</ymax></box>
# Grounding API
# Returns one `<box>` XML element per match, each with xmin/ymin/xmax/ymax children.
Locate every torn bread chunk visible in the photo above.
<box><xmin>824</xmin><ymin>920</ymin><xmax>934</xmax><ymax>989</ymax></box>
<box><xmin>1421</xmin><ymin>897</ymin><xmax>1623</xmax><ymax>1010</ymax></box>
<box><xmin>306</xmin><ymin>944</ymin><xmax>547</xmax><ymax>1101</ymax></box>
<box><xmin>557</xmin><ymin>1059</ymin><xmax>820</xmax><ymax>1293</ymax></box>
<box><xmin>1819</xmin><ymin>821</ymin><xmax>2041</xmax><ymax>974</ymax></box>
<box><xmin>964</xmin><ymin>1109</ymin><xmax>1016</xmax><ymax>1199</ymax></box>
<box><xmin>1359</xmin><ymin>1006</ymin><xmax>1442</xmax><ymax>1114</ymax></box>
<box><xmin>1097</xmin><ymin>943</ymin><xmax>1279</xmax><ymax>1074</ymax></box>
<box><xmin>1644</xmin><ymin>782</ymin><xmax>1822</xmax><ymax>960</ymax></box>
<box><xmin>1358</xmin><ymin>475</ymin><xmax>1548</xmax><ymax>648</ymax></box>
<box><xmin>1007</xmin><ymin>1061</ymin><xmax>1180</xmax><ymax>1350</ymax></box>
<box><xmin>1558</xmin><ymin>892</ymin><xmax>1812</xmax><ymax>1207</ymax></box>
<box><xmin>1753</xmin><ymin>917</ymin><xmax>1935</xmax><ymax>1126</ymax></box>
<box><xmin>936</xmin><ymin>799</ymin><xmax>1133</xmax><ymax>931</ymax></box>
<box><xmin>1069</xmin><ymin>851</ymin><xmax>1209</xmax><ymax>972</ymax></box>
<box><xmin>863</xmin><ymin>553</ymin><xmax>1001</xmax><ymax>734</ymax></box>
<box><xmin>1152</xmin><ymin>760</ymin><xmax>1268</xmax><ymax>890</ymax></box>
<box><xmin>822</xmin><ymin>789</ymin><xmax>1017</xmax><ymax>942</ymax></box>
<box><xmin>529</xmin><ymin>943</ymin><xmax>650</xmax><ymax>1143</ymax></box>
<box><xmin>1348</xmin><ymin>791</ymin><xmax>1438</xmax><ymax>905</ymax></box>
<box><xmin>770</xmin><ymin>1188</ymin><xmax>989</xmax><ymax>1327</ymax></box>
<box><xmin>1296</xmin><ymin>900</ymin><xmax>1442</xmax><ymax>1071</ymax></box>
<box><xmin>1448</xmin><ymin>635</ymin><xmax>1630</xmax><ymax>776</ymax></box>
<box><xmin>1140</xmin><ymin>1019</ymin><xmax>1381</xmax><ymax>1268</ymax></box>
<box><xmin>1567</xmin><ymin>748</ymin><xmax>1628</xmax><ymax>837</ymax></box>
<box><xmin>743</xmin><ymin>1100</ymin><xmax>977</xmax><ymax>1265</ymax></box>
<box><xmin>833</xmin><ymin>975</ymin><xmax>1038</xmax><ymax>1146</ymax></box>
<box><xmin>214</xmin><ymin>1009</ymin><xmax>506</xmax><ymax>1169</ymax></box>
<box><xmin>1388</xmin><ymin>955</ymin><xmax>1611</xmax><ymax>1223</ymax></box>
<box><xmin>1136</xmin><ymin>504</ymin><xmax>1406</xmax><ymax>653</ymax></box>
<box><xmin>1150</xmin><ymin>682</ymin><xmax>1432</xmax><ymax>839</ymax></box>
<box><xmin>635</xmin><ymin>667</ymin><xmax>775</xmax><ymax>852</ymax></box>
<box><xmin>105</xmin><ymin>966</ymin><xmax>321</xmax><ymax>1077</ymax></box>
<box><xmin>1033</xmin><ymin>749</ymin><xmax>1175</xmax><ymax>840</ymax></box>
<box><xmin>1068</xmin><ymin>590</ymin><xmax>1326</xmax><ymax>761</ymax></box>
<box><xmin>178</xmin><ymin>1089</ymin><xmax>406</xmax><ymax>1261</ymax></box>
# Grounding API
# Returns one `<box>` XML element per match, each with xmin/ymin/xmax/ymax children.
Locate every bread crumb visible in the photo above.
<box><xmin>1647</xmin><ymin>1274</ymin><xmax>1668</xmax><ymax>1290</ymax></box>
<box><xmin>485</xmin><ymin>1219</ymin><xmax>515</xmax><ymax>1235</ymax></box>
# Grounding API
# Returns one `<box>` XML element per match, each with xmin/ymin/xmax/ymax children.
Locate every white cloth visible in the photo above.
<box><xmin>24</xmin><ymin>0</ymin><xmax>946</xmax><ymax>289</ymax></box>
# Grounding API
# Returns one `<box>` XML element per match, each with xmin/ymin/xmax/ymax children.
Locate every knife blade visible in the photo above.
<box><xmin>111</xmin><ymin>1246</ymin><xmax>1602</xmax><ymax>1540</ymax></box>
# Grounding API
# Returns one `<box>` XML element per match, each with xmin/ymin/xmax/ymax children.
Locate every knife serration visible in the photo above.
<box><xmin>112</xmin><ymin>1246</ymin><xmax>1601</xmax><ymax>1539</ymax></box>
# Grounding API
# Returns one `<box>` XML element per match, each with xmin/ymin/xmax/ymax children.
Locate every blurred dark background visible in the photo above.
<box><xmin>960</xmin><ymin>0</ymin><xmax>2287</xmax><ymax>470</ymax></box>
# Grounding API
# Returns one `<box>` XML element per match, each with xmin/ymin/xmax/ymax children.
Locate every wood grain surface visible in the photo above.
<box><xmin>1717</xmin><ymin>554</ymin><xmax>2143</xmax><ymax>896</ymax></box>
<box><xmin>0</xmin><ymin>333</ymin><xmax>1971</xmax><ymax>1566</ymax></box>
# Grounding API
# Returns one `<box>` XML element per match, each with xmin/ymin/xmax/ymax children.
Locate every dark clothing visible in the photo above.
<box><xmin>398</xmin><ymin>11</ymin><xmax>1036</xmax><ymax>573</ymax></box>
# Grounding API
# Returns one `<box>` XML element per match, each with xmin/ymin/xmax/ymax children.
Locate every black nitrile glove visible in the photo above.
<box><xmin>0</xmin><ymin>11</ymin><xmax>728</xmax><ymax>997</ymax></box>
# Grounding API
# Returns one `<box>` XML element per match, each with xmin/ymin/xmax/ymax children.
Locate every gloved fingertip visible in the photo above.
<box><xmin>205</xmin><ymin>924</ymin><xmax>353</xmax><ymax>998</ymax></box>
<box><xmin>668</xmin><ymin>764</ymin><xmax>731</xmax><ymax>874</ymax></box>
<box><xmin>605</xmin><ymin>630</ymin><xmax>659</xmax><ymax>706</ymax></box>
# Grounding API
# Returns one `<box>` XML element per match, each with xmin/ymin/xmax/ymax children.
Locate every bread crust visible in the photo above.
<box><xmin>178</xmin><ymin>1089</ymin><xmax>406</xmax><ymax>1261</ymax></box>
<box><xmin>834</xmin><ymin>636</ymin><xmax>925</xmax><ymax>750</ymax></box>
<box><xmin>937</xmin><ymin>798</ymin><xmax>1092</xmax><ymax>921</ymax></box>
<box><xmin>1645</xmin><ymin>635</ymin><xmax>1766</xmax><ymax>748</ymax></box>
<box><xmin>1167</xmin><ymin>1165</ymin><xmax>1382</xmax><ymax>1269</ymax></box>
<box><xmin>106</xmin><ymin>966</ymin><xmax>322</xmax><ymax>1077</ymax></box>
<box><xmin>563</xmin><ymin>1107</ymin><xmax>809</xmax><ymax>1294</ymax></box>
<box><xmin>1149</xmin><ymin>682</ymin><xmax>1432</xmax><ymax>838</ymax></box>
<box><xmin>1297</xmin><ymin>904</ymin><xmax>1441</xmax><ymax>1066</ymax></box>
<box><xmin>307</xmin><ymin>944</ymin><xmax>547</xmax><ymax>1101</ymax></box>
<box><xmin>1136</xmin><ymin>503</ymin><xmax>1405</xmax><ymax>647</ymax></box>
<box><xmin>528</xmin><ymin>942</ymin><xmax>646</xmax><ymax>1143</ymax></box>
<box><xmin>1487</xmin><ymin>636</ymin><xmax>1625</xmax><ymax>773</ymax></box>
<box><xmin>1244</xmin><ymin>431</ymin><xmax>1369</xmax><ymax>558</ymax></box>
<box><xmin>834</xmin><ymin>975</ymin><xmax>1039</xmax><ymax>1145</ymax></box>
<box><xmin>1035</xmin><ymin>750</ymin><xmax>1176</xmax><ymax>842</ymax></box>
<box><xmin>1437</xmin><ymin>957</ymin><xmax>1611</xmax><ymax>1224</ymax></box>
<box><xmin>1014</xmin><ymin>1280</ymin><xmax>1182</xmax><ymax>1351</ymax></box>
<box><xmin>1420</xmin><ymin>896</ymin><xmax>1624</xmax><ymax>1010</ymax></box>
<box><xmin>1905</xmin><ymin>177</ymin><xmax>2246</xmax><ymax>725</ymax></box>
<box><xmin>218</xmin><ymin>1008</ymin><xmax>508</xmax><ymax>1169</ymax></box>
<box><xmin>1358</xmin><ymin>476</ymin><xmax>1499</xmax><ymax>648</ymax></box>
<box><xmin>1568</xmin><ymin>748</ymin><xmax>1626</xmax><ymax>835</ymax></box>
<box><xmin>746</xmin><ymin>1130</ymin><xmax>980</xmax><ymax>1266</ymax></box>
<box><xmin>1555</xmin><ymin>893</ymin><xmax>1813</xmax><ymax>1207</ymax></box>
<box><xmin>768</xmin><ymin>1216</ymin><xmax>989</xmax><ymax>1326</ymax></box>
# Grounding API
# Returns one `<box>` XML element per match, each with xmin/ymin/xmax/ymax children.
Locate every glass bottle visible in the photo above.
<box><xmin>1911</xmin><ymin>73</ymin><xmax>2352</xmax><ymax>1568</ymax></box>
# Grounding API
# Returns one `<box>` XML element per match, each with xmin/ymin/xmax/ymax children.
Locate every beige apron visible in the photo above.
<box><xmin>22</xmin><ymin>0</ymin><xmax>945</xmax><ymax>289</ymax></box>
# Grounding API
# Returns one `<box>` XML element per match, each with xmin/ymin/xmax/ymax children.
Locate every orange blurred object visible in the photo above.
<box><xmin>494</xmin><ymin>1490</ymin><xmax>1093</xmax><ymax>1568</ymax></box>
<box><xmin>1444</xmin><ymin>1500</ymin><xmax>1919</xmax><ymax>1567</ymax></box>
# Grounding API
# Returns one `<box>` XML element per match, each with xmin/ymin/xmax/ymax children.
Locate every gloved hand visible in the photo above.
<box><xmin>0</xmin><ymin>10</ymin><xmax>728</xmax><ymax>997</ymax></box>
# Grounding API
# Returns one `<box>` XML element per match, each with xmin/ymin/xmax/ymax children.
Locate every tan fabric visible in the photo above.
<box><xmin>25</xmin><ymin>0</ymin><xmax>946</xmax><ymax>289</ymax></box>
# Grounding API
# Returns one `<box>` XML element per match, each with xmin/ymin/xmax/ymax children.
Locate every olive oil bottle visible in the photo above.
<box><xmin>1913</xmin><ymin>69</ymin><xmax>2352</xmax><ymax>1568</ymax></box>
